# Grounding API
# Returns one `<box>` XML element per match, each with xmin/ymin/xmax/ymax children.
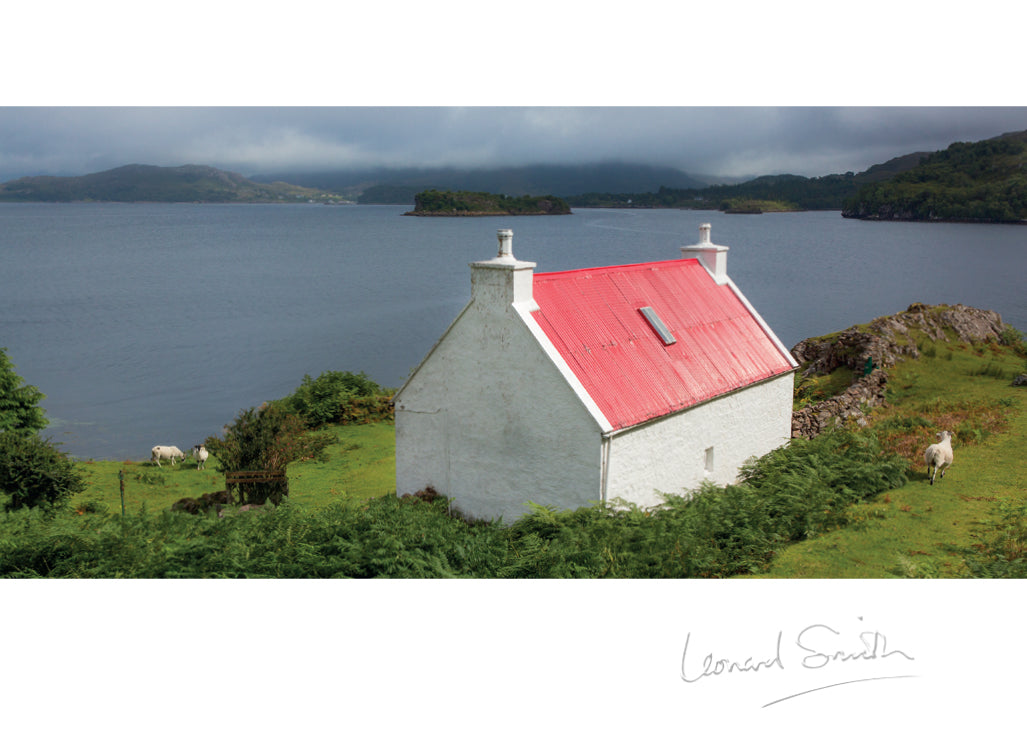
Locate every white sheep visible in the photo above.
<box><xmin>151</xmin><ymin>445</ymin><xmax>185</xmax><ymax>467</ymax></box>
<box><xmin>192</xmin><ymin>444</ymin><xmax>209</xmax><ymax>470</ymax></box>
<box><xmin>924</xmin><ymin>430</ymin><xmax>953</xmax><ymax>485</ymax></box>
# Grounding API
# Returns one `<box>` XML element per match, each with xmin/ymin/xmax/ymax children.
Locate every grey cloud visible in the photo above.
<box><xmin>0</xmin><ymin>106</ymin><xmax>1025</xmax><ymax>182</ymax></box>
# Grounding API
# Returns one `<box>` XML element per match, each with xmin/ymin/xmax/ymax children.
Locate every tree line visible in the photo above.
<box><xmin>407</xmin><ymin>189</ymin><xmax>571</xmax><ymax>215</ymax></box>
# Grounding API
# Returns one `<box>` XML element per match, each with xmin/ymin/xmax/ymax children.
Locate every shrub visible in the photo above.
<box><xmin>336</xmin><ymin>395</ymin><xmax>394</xmax><ymax>424</ymax></box>
<box><xmin>998</xmin><ymin>325</ymin><xmax>1026</xmax><ymax>355</ymax></box>
<box><xmin>0</xmin><ymin>347</ymin><xmax>48</xmax><ymax>435</ymax></box>
<box><xmin>279</xmin><ymin>370</ymin><xmax>388</xmax><ymax>427</ymax></box>
<box><xmin>0</xmin><ymin>433</ymin><xmax>86</xmax><ymax>511</ymax></box>
<box><xmin>204</xmin><ymin>403</ymin><xmax>333</xmax><ymax>505</ymax></box>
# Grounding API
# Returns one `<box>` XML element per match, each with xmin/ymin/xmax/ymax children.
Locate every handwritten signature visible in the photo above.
<box><xmin>680</xmin><ymin>617</ymin><xmax>916</xmax><ymax>707</ymax></box>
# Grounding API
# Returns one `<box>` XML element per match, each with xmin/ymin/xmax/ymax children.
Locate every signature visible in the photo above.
<box><xmin>680</xmin><ymin>617</ymin><xmax>916</xmax><ymax>707</ymax></box>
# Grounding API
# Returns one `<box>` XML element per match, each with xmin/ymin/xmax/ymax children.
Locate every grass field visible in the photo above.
<box><xmin>749</xmin><ymin>336</ymin><xmax>1027</xmax><ymax>578</ymax></box>
<box><xmin>71</xmin><ymin>423</ymin><xmax>396</xmax><ymax>517</ymax></box>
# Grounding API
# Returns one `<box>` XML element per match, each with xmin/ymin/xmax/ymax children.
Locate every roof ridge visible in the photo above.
<box><xmin>535</xmin><ymin>257</ymin><xmax>692</xmax><ymax>279</ymax></box>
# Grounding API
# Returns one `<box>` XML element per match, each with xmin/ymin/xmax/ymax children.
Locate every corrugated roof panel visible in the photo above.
<box><xmin>531</xmin><ymin>258</ymin><xmax>794</xmax><ymax>430</ymax></box>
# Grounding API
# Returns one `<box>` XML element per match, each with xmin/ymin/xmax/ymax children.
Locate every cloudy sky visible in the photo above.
<box><xmin>2</xmin><ymin>106</ymin><xmax>1025</xmax><ymax>183</ymax></box>
<box><xmin>4</xmin><ymin>4</ymin><xmax>1023</xmax><ymax>183</ymax></box>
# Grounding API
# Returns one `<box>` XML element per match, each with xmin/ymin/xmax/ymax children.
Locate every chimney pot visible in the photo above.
<box><xmin>497</xmin><ymin>229</ymin><xmax>514</xmax><ymax>260</ymax></box>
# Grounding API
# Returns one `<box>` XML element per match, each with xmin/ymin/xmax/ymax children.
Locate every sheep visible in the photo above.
<box><xmin>151</xmin><ymin>445</ymin><xmax>185</xmax><ymax>467</ymax></box>
<box><xmin>924</xmin><ymin>430</ymin><xmax>953</xmax><ymax>485</ymax></box>
<box><xmin>192</xmin><ymin>444</ymin><xmax>209</xmax><ymax>470</ymax></box>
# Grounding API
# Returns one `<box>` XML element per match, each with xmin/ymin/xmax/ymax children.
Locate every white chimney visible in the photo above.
<box><xmin>470</xmin><ymin>229</ymin><xmax>537</xmax><ymax>309</ymax></box>
<box><xmin>681</xmin><ymin>222</ymin><xmax>729</xmax><ymax>285</ymax></box>
<box><xmin>496</xmin><ymin>228</ymin><xmax>515</xmax><ymax>261</ymax></box>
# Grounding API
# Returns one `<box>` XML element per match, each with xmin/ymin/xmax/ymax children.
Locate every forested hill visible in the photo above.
<box><xmin>564</xmin><ymin>152</ymin><xmax>931</xmax><ymax>211</ymax></box>
<box><xmin>251</xmin><ymin>162</ymin><xmax>710</xmax><ymax>203</ymax></box>
<box><xmin>841</xmin><ymin>130</ymin><xmax>1027</xmax><ymax>223</ymax></box>
<box><xmin>0</xmin><ymin>164</ymin><xmax>349</xmax><ymax>203</ymax></box>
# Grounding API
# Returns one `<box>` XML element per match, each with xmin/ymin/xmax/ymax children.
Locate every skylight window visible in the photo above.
<box><xmin>639</xmin><ymin>306</ymin><xmax>676</xmax><ymax>345</ymax></box>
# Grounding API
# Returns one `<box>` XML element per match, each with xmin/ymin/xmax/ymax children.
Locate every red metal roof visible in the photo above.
<box><xmin>530</xmin><ymin>258</ymin><xmax>794</xmax><ymax>430</ymax></box>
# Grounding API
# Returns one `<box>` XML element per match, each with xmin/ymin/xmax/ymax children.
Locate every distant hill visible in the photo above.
<box><xmin>842</xmin><ymin>130</ymin><xmax>1027</xmax><ymax>223</ymax></box>
<box><xmin>404</xmin><ymin>190</ymin><xmax>571</xmax><ymax>216</ymax></box>
<box><xmin>7</xmin><ymin>132</ymin><xmax>1015</xmax><ymax>217</ymax></box>
<box><xmin>251</xmin><ymin>162</ymin><xmax>708</xmax><ymax>202</ymax></box>
<box><xmin>565</xmin><ymin>152</ymin><xmax>932</xmax><ymax>211</ymax></box>
<box><xmin>0</xmin><ymin>164</ymin><xmax>350</xmax><ymax>204</ymax></box>
<box><xmin>857</xmin><ymin>151</ymin><xmax>933</xmax><ymax>183</ymax></box>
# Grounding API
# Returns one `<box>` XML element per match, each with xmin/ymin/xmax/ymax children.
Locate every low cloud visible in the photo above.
<box><xmin>0</xmin><ymin>106</ymin><xmax>1024</xmax><ymax>182</ymax></box>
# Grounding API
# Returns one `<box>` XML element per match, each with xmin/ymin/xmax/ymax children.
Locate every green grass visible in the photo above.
<box><xmin>287</xmin><ymin>423</ymin><xmax>396</xmax><ymax>504</ymax></box>
<box><xmin>70</xmin><ymin>422</ymin><xmax>396</xmax><ymax>516</ymax></box>
<box><xmin>747</xmin><ymin>339</ymin><xmax>1027</xmax><ymax>578</ymax></box>
<box><xmin>794</xmin><ymin>365</ymin><xmax>855</xmax><ymax>409</ymax></box>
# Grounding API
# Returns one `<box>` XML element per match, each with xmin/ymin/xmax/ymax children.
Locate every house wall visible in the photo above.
<box><xmin>395</xmin><ymin>287</ymin><xmax>603</xmax><ymax>523</ymax></box>
<box><xmin>603</xmin><ymin>371</ymin><xmax>795</xmax><ymax>508</ymax></box>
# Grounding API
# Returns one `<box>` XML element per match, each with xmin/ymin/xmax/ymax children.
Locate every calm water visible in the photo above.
<box><xmin>1</xmin><ymin>202</ymin><xmax>1024</xmax><ymax>460</ymax></box>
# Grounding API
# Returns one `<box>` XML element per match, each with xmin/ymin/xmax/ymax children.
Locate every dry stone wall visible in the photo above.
<box><xmin>790</xmin><ymin>303</ymin><xmax>1009</xmax><ymax>439</ymax></box>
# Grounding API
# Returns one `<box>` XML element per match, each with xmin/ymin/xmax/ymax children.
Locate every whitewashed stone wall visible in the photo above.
<box><xmin>395</xmin><ymin>263</ymin><xmax>602</xmax><ymax>522</ymax></box>
<box><xmin>603</xmin><ymin>371</ymin><xmax>795</xmax><ymax>508</ymax></box>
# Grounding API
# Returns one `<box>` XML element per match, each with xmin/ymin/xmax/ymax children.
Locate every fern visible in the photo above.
<box><xmin>0</xmin><ymin>429</ymin><xmax>911</xmax><ymax>578</ymax></box>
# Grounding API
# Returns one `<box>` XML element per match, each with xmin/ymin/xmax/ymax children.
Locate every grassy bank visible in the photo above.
<box><xmin>751</xmin><ymin>334</ymin><xmax>1027</xmax><ymax>578</ymax></box>
<box><xmin>71</xmin><ymin>423</ymin><xmax>396</xmax><ymax>516</ymax></box>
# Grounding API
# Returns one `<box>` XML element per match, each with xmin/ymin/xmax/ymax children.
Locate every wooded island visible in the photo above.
<box><xmin>404</xmin><ymin>189</ymin><xmax>572</xmax><ymax>216</ymax></box>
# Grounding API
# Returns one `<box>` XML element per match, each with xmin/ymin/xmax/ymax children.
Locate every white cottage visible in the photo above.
<box><xmin>394</xmin><ymin>224</ymin><xmax>797</xmax><ymax>522</ymax></box>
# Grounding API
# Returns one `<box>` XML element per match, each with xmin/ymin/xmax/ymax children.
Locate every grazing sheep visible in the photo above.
<box><xmin>192</xmin><ymin>444</ymin><xmax>209</xmax><ymax>470</ymax></box>
<box><xmin>151</xmin><ymin>445</ymin><xmax>185</xmax><ymax>467</ymax></box>
<box><xmin>924</xmin><ymin>430</ymin><xmax>953</xmax><ymax>485</ymax></box>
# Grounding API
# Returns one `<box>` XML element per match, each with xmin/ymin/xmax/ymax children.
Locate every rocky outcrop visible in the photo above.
<box><xmin>790</xmin><ymin>303</ymin><xmax>1009</xmax><ymax>438</ymax></box>
<box><xmin>869</xmin><ymin>302</ymin><xmax>1006</xmax><ymax>345</ymax></box>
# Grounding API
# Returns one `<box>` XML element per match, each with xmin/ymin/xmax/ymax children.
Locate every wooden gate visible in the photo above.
<box><xmin>224</xmin><ymin>470</ymin><xmax>289</xmax><ymax>505</ymax></box>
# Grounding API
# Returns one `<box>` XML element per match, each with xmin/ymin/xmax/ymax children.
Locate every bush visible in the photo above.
<box><xmin>336</xmin><ymin>395</ymin><xmax>394</xmax><ymax>424</ymax></box>
<box><xmin>0</xmin><ymin>347</ymin><xmax>48</xmax><ymax>435</ymax></box>
<box><xmin>0</xmin><ymin>433</ymin><xmax>86</xmax><ymax>511</ymax></box>
<box><xmin>279</xmin><ymin>370</ymin><xmax>387</xmax><ymax>427</ymax></box>
<box><xmin>204</xmin><ymin>403</ymin><xmax>333</xmax><ymax>505</ymax></box>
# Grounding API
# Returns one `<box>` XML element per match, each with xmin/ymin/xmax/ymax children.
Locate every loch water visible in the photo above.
<box><xmin>1</xmin><ymin>202</ymin><xmax>1024</xmax><ymax>460</ymax></box>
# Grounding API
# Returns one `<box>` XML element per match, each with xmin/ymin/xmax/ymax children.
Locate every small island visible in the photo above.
<box><xmin>404</xmin><ymin>189</ymin><xmax>572</xmax><ymax>216</ymax></box>
<box><xmin>720</xmin><ymin>198</ymin><xmax>801</xmax><ymax>214</ymax></box>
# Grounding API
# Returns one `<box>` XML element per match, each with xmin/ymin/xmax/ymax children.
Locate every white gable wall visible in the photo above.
<box><xmin>395</xmin><ymin>261</ymin><xmax>604</xmax><ymax>523</ymax></box>
<box><xmin>603</xmin><ymin>371</ymin><xmax>795</xmax><ymax>508</ymax></box>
